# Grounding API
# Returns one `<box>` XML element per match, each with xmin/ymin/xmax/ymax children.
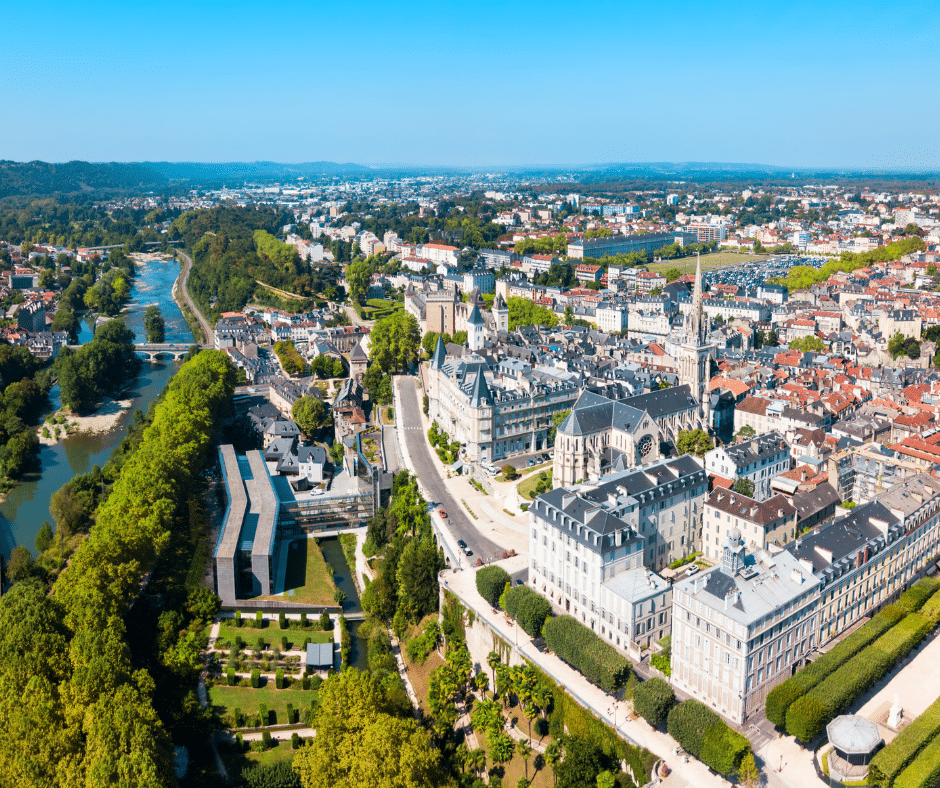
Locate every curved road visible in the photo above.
<box><xmin>395</xmin><ymin>376</ymin><xmax>503</xmax><ymax>563</ymax></box>
<box><xmin>174</xmin><ymin>249</ymin><xmax>214</xmax><ymax>345</ymax></box>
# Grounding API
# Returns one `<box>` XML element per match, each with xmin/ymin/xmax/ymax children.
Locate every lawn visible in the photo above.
<box><xmin>215</xmin><ymin>622</ymin><xmax>333</xmax><ymax>650</ymax></box>
<box><xmin>517</xmin><ymin>469</ymin><xmax>553</xmax><ymax>501</ymax></box>
<box><xmin>646</xmin><ymin>250</ymin><xmax>770</xmax><ymax>275</ymax></box>
<box><xmin>481</xmin><ymin>733</ymin><xmax>552</xmax><ymax>788</ymax></box>
<box><xmin>362</xmin><ymin>298</ymin><xmax>403</xmax><ymax>320</ymax></box>
<box><xmin>208</xmin><ymin>682</ymin><xmax>316</xmax><ymax>728</ymax></box>
<box><xmin>261</xmin><ymin>538</ymin><xmax>337</xmax><ymax>605</ymax></box>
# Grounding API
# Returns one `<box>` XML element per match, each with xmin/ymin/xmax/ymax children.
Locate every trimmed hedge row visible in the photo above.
<box><xmin>869</xmin><ymin>695</ymin><xmax>940</xmax><ymax>787</ymax></box>
<box><xmin>919</xmin><ymin>587</ymin><xmax>940</xmax><ymax>625</ymax></box>
<box><xmin>898</xmin><ymin>578</ymin><xmax>940</xmax><ymax>613</ymax></box>
<box><xmin>542</xmin><ymin>615</ymin><xmax>631</xmax><ymax>692</ymax></box>
<box><xmin>894</xmin><ymin>733</ymin><xmax>940</xmax><ymax>788</ymax></box>
<box><xmin>666</xmin><ymin>700</ymin><xmax>751</xmax><ymax>777</ymax></box>
<box><xmin>786</xmin><ymin>613</ymin><xmax>932</xmax><ymax>741</ymax></box>
<box><xmin>476</xmin><ymin>565</ymin><xmax>511</xmax><ymax>609</ymax></box>
<box><xmin>766</xmin><ymin>605</ymin><xmax>906</xmax><ymax>728</ymax></box>
<box><xmin>633</xmin><ymin>677</ymin><xmax>676</xmax><ymax>728</ymax></box>
<box><xmin>503</xmin><ymin>584</ymin><xmax>553</xmax><ymax>637</ymax></box>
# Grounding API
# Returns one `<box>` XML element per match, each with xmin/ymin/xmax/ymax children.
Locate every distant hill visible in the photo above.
<box><xmin>0</xmin><ymin>160</ymin><xmax>374</xmax><ymax>199</ymax></box>
<box><xmin>0</xmin><ymin>160</ymin><xmax>168</xmax><ymax>199</ymax></box>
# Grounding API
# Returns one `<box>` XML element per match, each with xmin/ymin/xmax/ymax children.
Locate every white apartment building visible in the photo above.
<box><xmin>704</xmin><ymin>431</ymin><xmax>791</xmax><ymax>501</ymax></box>
<box><xmin>529</xmin><ymin>457</ymin><xmax>707</xmax><ymax>652</ymax></box>
<box><xmin>671</xmin><ymin>533</ymin><xmax>821</xmax><ymax>724</ymax></box>
<box><xmin>595</xmin><ymin>302</ymin><xmax>629</xmax><ymax>333</ymax></box>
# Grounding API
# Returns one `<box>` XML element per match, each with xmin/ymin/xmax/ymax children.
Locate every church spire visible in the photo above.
<box><xmin>691</xmin><ymin>252</ymin><xmax>704</xmax><ymax>344</ymax></box>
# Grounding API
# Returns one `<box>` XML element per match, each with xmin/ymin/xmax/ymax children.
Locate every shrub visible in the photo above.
<box><xmin>870</xmin><ymin>695</ymin><xmax>940</xmax><ymax>787</ymax></box>
<box><xmin>256</xmin><ymin>611</ymin><xmax>263</xmax><ymax>627</ymax></box>
<box><xmin>250</xmin><ymin>669</ymin><xmax>261</xmax><ymax>688</ymax></box>
<box><xmin>281</xmin><ymin>635</ymin><xmax>289</xmax><ymax>651</ymax></box>
<box><xmin>405</xmin><ymin>620</ymin><xmax>440</xmax><ymax>665</ymax></box>
<box><xmin>286</xmin><ymin>703</ymin><xmax>295</xmax><ymax>724</ymax></box>
<box><xmin>291</xmin><ymin>732</ymin><xmax>300</xmax><ymax>750</ymax></box>
<box><xmin>542</xmin><ymin>615</ymin><xmax>631</xmax><ymax>692</ymax></box>
<box><xmin>503</xmin><ymin>585</ymin><xmax>553</xmax><ymax>637</ymax></box>
<box><xmin>666</xmin><ymin>700</ymin><xmax>751</xmax><ymax>776</ymax></box>
<box><xmin>309</xmin><ymin>674</ymin><xmax>322</xmax><ymax>691</ymax></box>
<box><xmin>502</xmin><ymin>464</ymin><xmax>519</xmax><ymax>480</ymax></box>
<box><xmin>276</xmin><ymin>668</ymin><xmax>285</xmax><ymax>689</ymax></box>
<box><xmin>279</xmin><ymin>612</ymin><xmax>287</xmax><ymax>629</ymax></box>
<box><xmin>320</xmin><ymin>611</ymin><xmax>331</xmax><ymax>630</ymax></box>
<box><xmin>261</xmin><ymin>730</ymin><xmax>272</xmax><ymax>750</ymax></box>
<box><xmin>895</xmin><ymin>733</ymin><xmax>940</xmax><ymax>788</ymax></box>
<box><xmin>633</xmin><ymin>678</ymin><xmax>676</xmax><ymax>728</ymax></box>
<box><xmin>234</xmin><ymin>611</ymin><xmax>241</xmax><ymax>628</ymax></box>
<box><xmin>243</xmin><ymin>762</ymin><xmax>300</xmax><ymax>788</ymax></box>
<box><xmin>786</xmin><ymin>694</ymin><xmax>830</xmax><ymax>742</ymax></box>
<box><xmin>234</xmin><ymin>707</ymin><xmax>244</xmax><ymax>727</ymax></box>
<box><xmin>766</xmin><ymin>680</ymin><xmax>805</xmax><ymax>729</ymax></box>
<box><xmin>476</xmin><ymin>565</ymin><xmax>512</xmax><ymax>608</ymax></box>
<box><xmin>300</xmin><ymin>612</ymin><xmax>308</xmax><ymax>627</ymax></box>
<box><xmin>227</xmin><ymin>669</ymin><xmax>237</xmax><ymax>686</ymax></box>
<box><xmin>259</xmin><ymin>703</ymin><xmax>269</xmax><ymax>726</ymax></box>
<box><xmin>235</xmin><ymin>635</ymin><xmax>245</xmax><ymax>651</ymax></box>
<box><xmin>921</xmin><ymin>590</ymin><xmax>940</xmax><ymax>625</ymax></box>
<box><xmin>302</xmin><ymin>676</ymin><xmax>310</xmax><ymax>690</ymax></box>
<box><xmin>256</xmin><ymin>635</ymin><xmax>265</xmax><ymax>651</ymax></box>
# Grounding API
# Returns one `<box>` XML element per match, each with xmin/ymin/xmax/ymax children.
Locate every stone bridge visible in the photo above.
<box><xmin>68</xmin><ymin>342</ymin><xmax>210</xmax><ymax>360</ymax></box>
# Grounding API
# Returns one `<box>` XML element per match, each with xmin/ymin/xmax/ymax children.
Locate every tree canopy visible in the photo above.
<box><xmin>369</xmin><ymin>312</ymin><xmax>421</xmax><ymax>373</ymax></box>
<box><xmin>676</xmin><ymin>429</ymin><xmax>713</xmax><ymax>458</ymax></box>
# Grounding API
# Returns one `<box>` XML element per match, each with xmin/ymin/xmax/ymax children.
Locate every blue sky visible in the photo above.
<box><xmin>2</xmin><ymin>0</ymin><xmax>938</xmax><ymax>168</ymax></box>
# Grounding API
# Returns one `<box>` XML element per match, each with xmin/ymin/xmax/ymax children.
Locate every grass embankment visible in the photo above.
<box><xmin>258</xmin><ymin>538</ymin><xmax>337</xmax><ymax>605</ymax></box>
<box><xmin>518</xmin><ymin>469</ymin><xmax>553</xmax><ymax>501</ymax></box>
<box><xmin>361</xmin><ymin>298</ymin><xmax>403</xmax><ymax>320</ymax></box>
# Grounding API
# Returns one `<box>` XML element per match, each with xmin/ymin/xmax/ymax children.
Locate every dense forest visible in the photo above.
<box><xmin>171</xmin><ymin>207</ymin><xmax>345</xmax><ymax>316</ymax></box>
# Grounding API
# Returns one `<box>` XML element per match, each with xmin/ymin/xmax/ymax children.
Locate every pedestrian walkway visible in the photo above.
<box><xmin>442</xmin><ymin>564</ymin><xmax>732</xmax><ymax>788</ymax></box>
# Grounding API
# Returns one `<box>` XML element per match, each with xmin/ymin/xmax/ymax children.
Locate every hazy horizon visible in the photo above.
<box><xmin>4</xmin><ymin>0</ymin><xmax>938</xmax><ymax>169</ymax></box>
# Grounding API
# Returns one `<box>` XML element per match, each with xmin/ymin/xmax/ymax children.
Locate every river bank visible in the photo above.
<box><xmin>37</xmin><ymin>397</ymin><xmax>135</xmax><ymax>446</ymax></box>
<box><xmin>0</xmin><ymin>254</ymin><xmax>195</xmax><ymax>559</ymax></box>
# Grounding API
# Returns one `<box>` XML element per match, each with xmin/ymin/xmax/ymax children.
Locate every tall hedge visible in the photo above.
<box><xmin>503</xmin><ymin>585</ymin><xmax>553</xmax><ymax>637</ymax></box>
<box><xmin>786</xmin><ymin>613</ymin><xmax>933</xmax><ymax>741</ymax></box>
<box><xmin>768</xmin><ymin>605</ymin><xmax>905</xmax><ymax>727</ymax></box>
<box><xmin>476</xmin><ymin>565</ymin><xmax>511</xmax><ymax>609</ymax></box>
<box><xmin>667</xmin><ymin>700</ymin><xmax>751</xmax><ymax>776</ymax></box>
<box><xmin>894</xmin><ymin>734</ymin><xmax>940</xmax><ymax>788</ymax></box>
<box><xmin>542</xmin><ymin>615</ymin><xmax>631</xmax><ymax>692</ymax></box>
<box><xmin>766</xmin><ymin>680</ymin><xmax>807</xmax><ymax>729</ymax></box>
<box><xmin>869</xmin><ymin>696</ymin><xmax>940</xmax><ymax>787</ymax></box>
<box><xmin>633</xmin><ymin>678</ymin><xmax>675</xmax><ymax>728</ymax></box>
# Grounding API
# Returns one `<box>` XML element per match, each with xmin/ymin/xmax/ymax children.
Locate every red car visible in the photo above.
<box><xmin>439</xmin><ymin>509</ymin><xmax>447</xmax><ymax>518</ymax></box>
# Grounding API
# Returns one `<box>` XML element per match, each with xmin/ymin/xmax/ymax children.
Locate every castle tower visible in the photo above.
<box><xmin>467</xmin><ymin>304</ymin><xmax>485</xmax><ymax>352</ymax></box>
<box><xmin>492</xmin><ymin>292</ymin><xmax>509</xmax><ymax>334</ymax></box>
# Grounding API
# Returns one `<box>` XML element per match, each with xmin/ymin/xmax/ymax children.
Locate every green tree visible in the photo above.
<box><xmin>292</xmin><ymin>669</ymin><xmax>450</xmax><ymax>788</ymax></box>
<box><xmin>545</xmin><ymin>742</ymin><xmax>561</xmax><ymax>787</ymax></box>
<box><xmin>292</xmin><ymin>395</ymin><xmax>328</xmax><ymax>437</ymax></box>
<box><xmin>732</xmin><ymin>477</ymin><xmax>755</xmax><ymax>497</ymax></box>
<box><xmin>633</xmin><ymin>677</ymin><xmax>676</xmax><ymax>728</ymax></box>
<box><xmin>563</xmin><ymin>305</ymin><xmax>574</xmax><ymax>325</ymax></box>
<box><xmin>596</xmin><ymin>771</ymin><xmax>616</xmax><ymax>788</ymax></box>
<box><xmin>345</xmin><ymin>260</ymin><xmax>372</xmax><ymax>305</ymax></box>
<box><xmin>369</xmin><ymin>311</ymin><xmax>421</xmax><ymax>373</ymax></box>
<box><xmin>554</xmin><ymin>737</ymin><xmax>605</xmax><ymax>788</ymax></box>
<box><xmin>490</xmin><ymin>733</ymin><xmax>515</xmax><ymax>768</ymax></box>
<box><xmin>766</xmin><ymin>329</ymin><xmax>779</xmax><ymax>347</ymax></box>
<box><xmin>738</xmin><ymin>752</ymin><xmax>760</xmax><ymax>788</ymax></box>
<box><xmin>517</xmin><ymin>739</ymin><xmax>532</xmax><ymax>780</ymax></box>
<box><xmin>735</xmin><ymin>425</ymin><xmax>756</xmax><ymax>440</ymax></box>
<box><xmin>35</xmin><ymin>521</ymin><xmax>54</xmax><ymax>553</ymax></box>
<box><xmin>676</xmin><ymin>429</ymin><xmax>713</xmax><ymax>458</ymax></box>
<box><xmin>664</xmin><ymin>267</ymin><xmax>682</xmax><ymax>282</ymax></box>
<box><xmin>789</xmin><ymin>335</ymin><xmax>827</xmax><ymax>353</ymax></box>
<box><xmin>143</xmin><ymin>305</ymin><xmax>165</xmax><ymax>343</ymax></box>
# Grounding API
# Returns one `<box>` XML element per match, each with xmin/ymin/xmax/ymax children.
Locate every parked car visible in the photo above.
<box><xmin>464</xmin><ymin>547</ymin><xmax>473</xmax><ymax>557</ymax></box>
<box><xmin>457</xmin><ymin>539</ymin><xmax>467</xmax><ymax>549</ymax></box>
<box><xmin>686</xmin><ymin>564</ymin><xmax>700</xmax><ymax>575</ymax></box>
<box><xmin>439</xmin><ymin>509</ymin><xmax>448</xmax><ymax>518</ymax></box>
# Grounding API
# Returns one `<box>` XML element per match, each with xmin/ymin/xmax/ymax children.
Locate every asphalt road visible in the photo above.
<box><xmin>397</xmin><ymin>377</ymin><xmax>503</xmax><ymax>563</ymax></box>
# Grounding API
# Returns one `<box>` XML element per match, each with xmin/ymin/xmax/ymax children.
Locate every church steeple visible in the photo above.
<box><xmin>691</xmin><ymin>252</ymin><xmax>704</xmax><ymax>344</ymax></box>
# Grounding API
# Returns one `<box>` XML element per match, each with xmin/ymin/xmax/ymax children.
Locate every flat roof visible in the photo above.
<box><xmin>215</xmin><ymin>445</ymin><xmax>248</xmax><ymax>560</ymax></box>
<box><xmin>247</xmin><ymin>451</ymin><xmax>278</xmax><ymax>561</ymax></box>
<box><xmin>305</xmin><ymin>641</ymin><xmax>333</xmax><ymax>668</ymax></box>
